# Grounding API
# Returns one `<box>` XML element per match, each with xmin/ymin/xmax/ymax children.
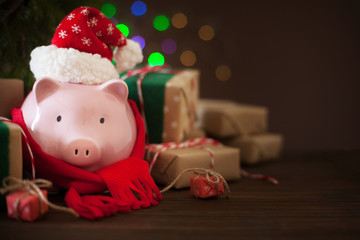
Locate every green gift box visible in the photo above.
<box><xmin>121</xmin><ymin>66</ymin><xmax>199</xmax><ymax>143</ymax></box>
<box><xmin>0</xmin><ymin>121</ymin><xmax>23</xmax><ymax>210</ymax></box>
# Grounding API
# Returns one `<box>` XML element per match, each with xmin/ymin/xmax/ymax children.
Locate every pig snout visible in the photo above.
<box><xmin>64</xmin><ymin>139</ymin><xmax>100</xmax><ymax>167</ymax></box>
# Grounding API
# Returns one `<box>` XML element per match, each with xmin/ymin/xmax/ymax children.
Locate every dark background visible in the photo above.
<box><xmin>136</xmin><ymin>0</ymin><xmax>360</xmax><ymax>153</ymax></box>
<box><xmin>1</xmin><ymin>0</ymin><xmax>360</xmax><ymax>153</ymax></box>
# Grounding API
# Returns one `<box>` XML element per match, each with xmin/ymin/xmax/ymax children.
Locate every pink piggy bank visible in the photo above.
<box><xmin>21</xmin><ymin>78</ymin><xmax>137</xmax><ymax>172</ymax></box>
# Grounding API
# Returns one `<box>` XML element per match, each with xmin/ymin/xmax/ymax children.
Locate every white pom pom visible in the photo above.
<box><xmin>114</xmin><ymin>39</ymin><xmax>143</xmax><ymax>72</ymax></box>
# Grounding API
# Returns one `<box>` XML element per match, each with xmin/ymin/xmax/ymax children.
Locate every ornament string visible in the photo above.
<box><xmin>0</xmin><ymin>117</ymin><xmax>36</xmax><ymax>180</ymax></box>
<box><xmin>145</xmin><ymin>137</ymin><xmax>279</xmax><ymax>186</ymax></box>
<box><xmin>159</xmin><ymin>167</ymin><xmax>230</xmax><ymax>198</ymax></box>
<box><xmin>0</xmin><ymin>176</ymin><xmax>79</xmax><ymax>218</ymax></box>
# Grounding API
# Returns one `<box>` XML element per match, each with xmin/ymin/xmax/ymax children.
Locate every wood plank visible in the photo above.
<box><xmin>1</xmin><ymin>150</ymin><xmax>359</xmax><ymax>240</ymax></box>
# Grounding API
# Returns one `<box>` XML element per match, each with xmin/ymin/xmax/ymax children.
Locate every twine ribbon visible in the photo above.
<box><xmin>0</xmin><ymin>176</ymin><xmax>79</xmax><ymax>219</ymax></box>
<box><xmin>160</xmin><ymin>168</ymin><xmax>230</xmax><ymax>198</ymax></box>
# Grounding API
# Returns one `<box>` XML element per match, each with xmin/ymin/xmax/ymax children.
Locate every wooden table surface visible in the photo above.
<box><xmin>1</xmin><ymin>150</ymin><xmax>359</xmax><ymax>240</ymax></box>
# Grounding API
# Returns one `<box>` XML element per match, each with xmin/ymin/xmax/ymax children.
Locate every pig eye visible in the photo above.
<box><xmin>100</xmin><ymin>117</ymin><xmax>105</xmax><ymax>124</ymax></box>
<box><xmin>56</xmin><ymin>115</ymin><xmax>62</xmax><ymax>122</ymax></box>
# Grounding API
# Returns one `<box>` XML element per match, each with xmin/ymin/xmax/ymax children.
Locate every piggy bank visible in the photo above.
<box><xmin>21</xmin><ymin>77</ymin><xmax>137</xmax><ymax>172</ymax></box>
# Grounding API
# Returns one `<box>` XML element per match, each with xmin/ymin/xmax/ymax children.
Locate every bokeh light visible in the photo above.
<box><xmin>131</xmin><ymin>1</ymin><xmax>147</xmax><ymax>16</ymax></box>
<box><xmin>161</xmin><ymin>38</ymin><xmax>177</xmax><ymax>54</ymax></box>
<box><xmin>180</xmin><ymin>50</ymin><xmax>196</xmax><ymax>66</ymax></box>
<box><xmin>199</xmin><ymin>25</ymin><xmax>215</xmax><ymax>41</ymax></box>
<box><xmin>215</xmin><ymin>65</ymin><xmax>231</xmax><ymax>81</ymax></box>
<box><xmin>153</xmin><ymin>15</ymin><xmax>170</xmax><ymax>31</ymax></box>
<box><xmin>131</xmin><ymin>35</ymin><xmax>146</xmax><ymax>50</ymax></box>
<box><xmin>148</xmin><ymin>52</ymin><xmax>165</xmax><ymax>66</ymax></box>
<box><xmin>116</xmin><ymin>24</ymin><xmax>129</xmax><ymax>37</ymax></box>
<box><xmin>101</xmin><ymin>4</ymin><xmax>116</xmax><ymax>18</ymax></box>
<box><xmin>172</xmin><ymin>13</ymin><xmax>187</xmax><ymax>28</ymax></box>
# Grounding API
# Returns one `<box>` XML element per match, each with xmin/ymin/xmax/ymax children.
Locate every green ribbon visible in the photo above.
<box><xmin>124</xmin><ymin>71</ymin><xmax>176</xmax><ymax>143</ymax></box>
<box><xmin>0</xmin><ymin>121</ymin><xmax>10</xmax><ymax>210</ymax></box>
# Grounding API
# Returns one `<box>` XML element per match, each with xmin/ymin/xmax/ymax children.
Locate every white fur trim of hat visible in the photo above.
<box><xmin>30</xmin><ymin>45</ymin><xmax>119</xmax><ymax>85</ymax></box>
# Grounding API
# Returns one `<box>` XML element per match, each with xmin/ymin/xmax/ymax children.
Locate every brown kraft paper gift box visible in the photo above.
<box><xmin>124</xmin><ymin>68</ymin><xmax>200</xmax><ymax>143</ymax></box>
<box><xmin>198</xmin><ymin>99</ymin><xmax>268</xmax><ymax>138</ymax></box>
<box><xmin>221</xmin><ymin>133</ymin><xmax>283</xmax><ymax>164</ymax></box>
<box><xmin>162</xmin><ymin>69</ymin><xmax>200</xmax><ymax>143</ymax></box>
<box><xmin>182</xmin><ymin>128</ymin><xmax>206</xmax><ymax>141</ymax></box>
<box><xmin>149</xmin><ymin>144</ymin><xmax>240</xmax><ymax>189</ymax></box>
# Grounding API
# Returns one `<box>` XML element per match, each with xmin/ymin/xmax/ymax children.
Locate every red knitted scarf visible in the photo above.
<box><xmin>12</xmin><ymin>100</ymin><xmax>162</xmax><ymax>220</ymax></box>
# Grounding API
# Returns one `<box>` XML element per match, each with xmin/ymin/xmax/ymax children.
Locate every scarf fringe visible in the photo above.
<box><xmin>65</xmin><ymin>167</ymin><xmax>162</xmax><ymax>220</ymax></box>
<box><xmin>65</xmin><ymin>187</ymin><xmax>131</xmax><ymax>220</ymax></box>
<box><xmin>96</xmin><ymin>157</ymin><xmax>162</xmax><ymax>211</ymax></box>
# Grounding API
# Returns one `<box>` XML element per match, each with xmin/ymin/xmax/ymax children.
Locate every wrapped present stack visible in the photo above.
<box><xmin>0</xmin><ymin>122</ymin><xmax>49</xmax><ymax>221</ymax></box>
<box><xmin>0</xmin><ymin>121</ymin><xmax>23</xmax><ymax>211</ymax></box>
<box><xmin>0</xmin><ymin>79</ymin><xmax>24</xmax><ymax>210</ymax></box>
<box><xmin>121</xmin><ymin>66</ymin><xmax>240</xmax><ymax>189</ymax></box>
<box><xmin>197</xmin><ymin>99</ymin><xmax>283</xmax><ymax>165</ymax></box>
<box><xmin>122</xmin><ymin>65</ymin><xmax>283</xmax><ymax>189</ymax></box>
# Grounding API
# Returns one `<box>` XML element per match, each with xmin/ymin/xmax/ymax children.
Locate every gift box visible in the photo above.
<box><xmin>190</xmin><ymin>175</ymin><xmax>225</xmax><ymax>198</ymax></box>
<box><xmin>183</xmin><ymin>128</ymin><xmax>206</xmax><ymax>141</ymax></box>
<box><xmin>123</xmin><ymin>66</ymin><xmax>199</xmax><ymax>143</ymax></box>
<box><xmin>0</xmin><ymin>79</ymin><xmax>24</xmax><ymax>119</ymax></box>
<box><xmin>221</xmin><ymin>134</ymin><xmax>283</xmax><ymax>164</ymax></box>
<box><xmin>198</xmin><ymin>99</ymin><xmax>268</xmax><ymax>138</ymax></box>
<box><xmin>149</xmin><ymin>145</ymin><xmax>240</xmax><ymax>189</ymax></box>
<box><xmin>0</xmin><ymin>121</ymin><xmax>23</xmax><ymax>211</ymax></box>
<box><xmin>6</xmin><ymin>189</ymin><xmax>48</xmax><ymax>221</ymax></box>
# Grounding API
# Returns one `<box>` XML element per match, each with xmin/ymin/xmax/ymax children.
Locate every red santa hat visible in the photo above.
<box><xmin>30</xmin><ymin>6</ymin><xmax>143</xmax><ymax>85</ymax></box>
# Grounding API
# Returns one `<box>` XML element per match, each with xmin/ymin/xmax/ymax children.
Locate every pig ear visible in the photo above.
<box><xmin>99</xmin><ymin>79</ymin><xmax>128</xmax><ymax>102</ymax></box>
<box><xmin>34</xmin><ymin>78</ymin><xmax>61</xmax><ymax>104</ymax></box>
